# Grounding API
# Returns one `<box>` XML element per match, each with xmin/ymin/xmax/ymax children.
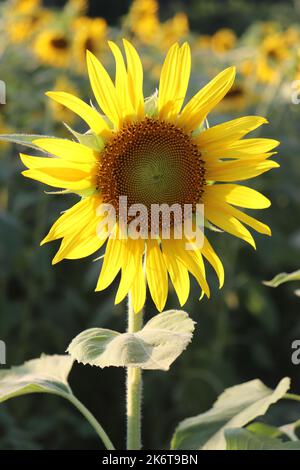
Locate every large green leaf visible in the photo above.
<box><xmin>0</xmin><ymin>134</ymin><xmax>55</xmax><ymax>151</ymax></box>
<box><xmin>171</xmin><ymin>377</ymin><xmax>290</xmax><ymax>450</ymax></box>
<box><xmin>0</xmin><ymin>354</ymin><xmax>73</xmax><ymax>401</ymax></box>
<box><xmin>225</xmin><ymin>428</ymin><xmax>300</xmax><ymax>450</ymax></box>
<box><xmin>263</xmin><ymin>270</ymin><xmax>300</xmax><ymax>288</ymax></box>
<box><xmin>67</xmin><ymin>310</ymin><xmax>195</xmax><ymax>371</ymax></box>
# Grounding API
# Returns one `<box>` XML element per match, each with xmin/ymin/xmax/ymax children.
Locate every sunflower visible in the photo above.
<box><xmin>126</xmin><ymin>0</ymin><xmax>160</xmax><ymax>45</ymax></box>
<box><xmin>34</xmin><ymin>30</ymin><xmax>71</xmax><ymax>68</ymax></box>
<box><xmin>159</xmin><ymin>13</ymin><xmax>189</xmax><ymax>50</ymax></box>
<box><xmin>72</xmin><ymin>17</ymin><xmax>107</xmax><ymax>71</ymax></box>
<box><xmin>10</xmin><ymin>0</ymin><xmax>41</xmax><ymax>14</ymax></box>
<box><xmin>4</xmin><ymin>3</ymin><xmax>51</xmax><ymax>44</ymax></box>
<box><xmin>210</xmin><ymin>28</ymin><xmax>237</xmax><ymax>53</ymax></box>
<box><xmin>20</xmin><ymin>41</ymin><xmax>279</xmax><ymax>313</ymax></box>
<box><xmin>254</xmin><ymin>33</ymin><xmax>290</xmax><ymax>84</ymax></box>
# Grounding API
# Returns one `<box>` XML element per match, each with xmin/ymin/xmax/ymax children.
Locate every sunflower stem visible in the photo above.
<box><xmin>126</xmin><ymin>294</ymin><xmax>143</xmax><ymax>450</ymax></box>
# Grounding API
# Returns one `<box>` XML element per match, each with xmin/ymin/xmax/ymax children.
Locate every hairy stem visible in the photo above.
<box><xmin>126</xmin><ymin>295</ymin><xmax>143</xmax><ymax>450</ymax></box>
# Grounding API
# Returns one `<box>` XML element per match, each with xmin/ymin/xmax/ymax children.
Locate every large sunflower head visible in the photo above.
<box><xmin>20</xmin><ymin>40</ymin><xmax>279</xmax><ymax>313</ymax></box>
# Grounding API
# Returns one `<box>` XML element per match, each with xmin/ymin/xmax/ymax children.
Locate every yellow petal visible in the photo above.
<box><xmin>51</xmin><ymin>197</ymin><xmax>105</xmax><ymax>263</ymax></box>
<box><xmin>86</xmin><ymin>50</ymin><xmax>121</xmax><ymax>129</ymax></box>
<box><xmin>65</xmin><ymin>231</ymin><xmax>108</xmax><ymax>260</ymax></box>
<box><xmin>168</xmin><ymin>238</ymin><xmax>210</xmax><ymax>298</ymax></box>
<box><xmin>45</xmin><ymin>91</ymin><xmax>110</xmax><ymax>137</ymax></box>
<box><xmin>123</xmin><ymin>39</ymin><xmax>144</xmax><ymax>118</ymax></box>
<box><xmin>220</xmin><ymin>202</ymin><xmax>271</xmax><ymax>236</ymax></box>
<box><xmin>33</xmin><ymin>138</ymin><xmax>97</xmax><ymax>164</ymax></box>
<box><xmin>158</xmin><ymin>42</ymin><xmax>191</xmax><ymax>120</ymax></box>
<box><xmin>203</xmin><ymin>139</ymin><xmax>279</xmax><ymax>161</ymax></box>
<box><xmin>146</xmin><ymin>238</ymin><xmax>168</xmax><ymax>312</ymax></box>
<box><xmin>228</xmin><ymin>138</ymin><xmax>279</xmax><ymax>154</ymax></box>
<box><xmin>195</xmin><ymin>116</ymin><xmax>267</xmax><ymax>147</ymax></box>
<box><xmin>41</xmin><ymin>196</ymin><xmax>97</xmax><ymax>245</ymax></box>
<box><xmin>95</xmin><ymin>224</ymin><xmax>126</xmax><ymax>291</ymax></box>
<box><xmin>202</xmin><ymin>236</ymin><xmax>224</xmax><ymax>288</ymax></box>
<box><xmin>162</xmin><ymin>239</ymin><xmax>190</xmax><ymax>306</ymax></box>
<box><xmin>20</xmin><ymin>153</ymin><xmax>92</xmax><ymax>172</ymax></box>
<box><xmin>22</xmin><ymin>169</ymin><xmax>93</xmax><ymax>190</ymax></box>
<box><xmin>158</xmin><ymin>43</ymin><xmax>179</xmax><ymax>117</ymax></box>
<box><xmin>204</xmin><ymin>203</ymin><xmax>256</xmax><ymax>248</ymax></box>
<box><xmin>115</xmin><ymin>238</ymin><xmax>145</xmax><ymax>305</ymax></box>
<box><xmin>205</xmin><ymin>159</ymin><xmax>279</xmax><ymax>182</ymax></box>
<box><xmin>52</xmin><ymin>226</ymin><xmax>106</xmax><ymax>264</ymax></box>
<box><xmin>204</xmin><ymin>184</ymin><xmax>271</xmax><ymax>209</ymax></box>
<box><xmin>20</xmin><ymin>152</ymin><xmax>93</xmax><ymax>190</ymax></box>
<box><xmin>108</xmin><ymin>41</ymin><xmax>135</xmax><ymax>122</ymax></box>
<box><xmin>178</xmin><ymin>66</ymin><xmax>236</xmax><ymax>132</ymax></box>
<box><xmin>65</xmin><ymin>216</ymin><xmax>109</xmax><ymax>260</ymax></box>
<box><xmin>130</xmin><ymin>259</ymin><xmax>146</xmax><ymax>313</ymax></box>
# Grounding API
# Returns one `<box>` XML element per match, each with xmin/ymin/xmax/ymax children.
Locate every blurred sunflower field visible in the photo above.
<box><xmin>1</xmin><ymin>0</ymin><xmax>300</xmax><ymax>451</ymax></box>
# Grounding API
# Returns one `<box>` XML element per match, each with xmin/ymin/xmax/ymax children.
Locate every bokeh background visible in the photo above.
<box><xmin>1</xmin><ymin>0</ymin><xmax>300</xmax><ymax>450</ymax></box>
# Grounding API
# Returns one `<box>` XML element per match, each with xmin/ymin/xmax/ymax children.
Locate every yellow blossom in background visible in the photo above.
<box><xmin>126</xmin><ymin>0</ymin><xmax>188</xmax><ymax>49</ymax></box>
<box><xmin>261</xmin><ymin>33</ymin><xmax>289</xmax><ymax>63</ymax></box>
<box><xmin>72</xmin><ymin>17</ymin><xmax>107</xmax><ymax>71</ymax></box>
<box><xmin>194</xmin><ymin>34</ymin><xmax>212</xmax><ymax>50</ymax></box>
<box><xmin>34</xmin><ymin>30</ymin><xmax>71</xmax><ymax>68</ymax></box>
<box><xmin>127</xmin><ymin>0</ymin><xmax>160</xmax><ymax>45</ymax></box>
<box><xmin>160</xmin><ymin>12</ymin><xmax>189</xmax><ymax>49</ymax></box>
<box><xmin>12</xmin><ymin>0</ymin><xmax>41</xmax><ymax>14</ymax></box>
<box><xmin>211</xmin><ymin>28</ymin><xmax>237</xmax><ymax>53</ymax></box>
<box><xmin>261</xmin><ymin>21</ymin><xmax>278</xmax><ymax>35</ymax></box>
<box><xmin>240</xmin><ymin>59</ymin><xmax>255</xmax><ymax>78</ymax></box>
<box><xmin>4</xmin><ymin>1</ymin><xmax>52</xmax><ymax>44</ymax></box>
<box><xmin>66</xmin><ymin>0</ymin><xmax>88</xmax><ymax>15</ymax></box>
<box><xmin>214</xmin><ymin>82</ymin><xmax>255</xmax><ymax>113</ymax></box>
<box><xmin>284</xmin><ymin>27</ymin><xmax>300</xmax><ymax>46</ymax></box>
<box><xmin>256</xmin><ymin>56</ymin><xmax>280</xmax><ymax>84</ymax></box>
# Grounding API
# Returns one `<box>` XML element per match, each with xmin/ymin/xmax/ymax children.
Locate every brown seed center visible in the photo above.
<box><xmin>97</xmin><ymin>117</ymin><xmax>205</xmax><ymax>225</ymax></box>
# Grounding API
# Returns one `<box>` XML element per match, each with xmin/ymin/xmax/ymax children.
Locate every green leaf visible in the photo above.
<box><xmin>67</xmin><ymin>310</ymin><xmax>195</xmax><ymax>371</ymax></box>
<box><xmin>0</xmin><ymin>354</ymin><xmax>73</xmax><ymax>402</ymax></box>
<box><xmin>144</xmin><ymin>91</ymin><xmax>158</xmax><ymax>117</ymax></box>
<box><xmin>225</xmin><ymin>428</ymin><xmax>300</xmax><ymax>450</ymax></box>
<box><xmin>204</xmin><ymin>220</ymin><xmax>223</xmax><ymax>232</ymax></box>
<box><xmin>247</xmin><ymin>422</ymin><xmax>286</xmax><ymax>439</ymax></box>
<box><xmin>263</xmin><ymin>270</ymin><xmax>300</xmax><ymax>288</ymax></box>
<box><xmin>171</xmin><ymin>377</ymin><xmax>290</xmax><ymax>450</ymax></box>
<box><xmin>0</xmin><ymin>134</ymin><xmax>56</xmax><ymax>151</ymax></box>
<box><xmin>64</xmin><ymin>124</ymin><xmax>104</xmax><ymax>151</ymax></box>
